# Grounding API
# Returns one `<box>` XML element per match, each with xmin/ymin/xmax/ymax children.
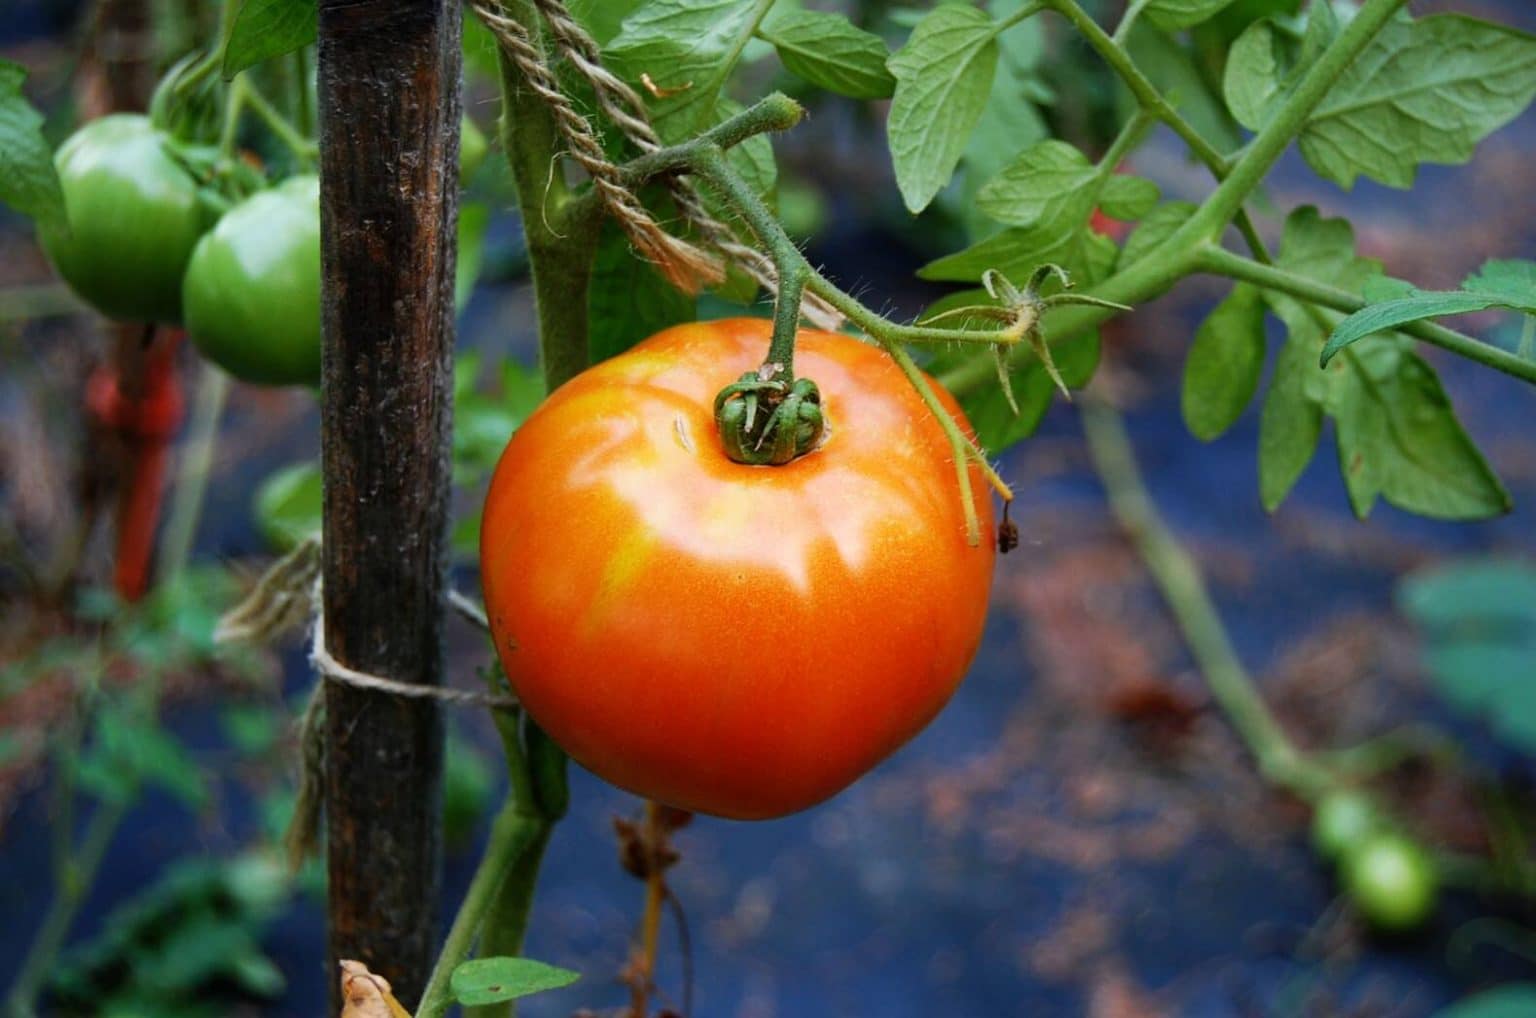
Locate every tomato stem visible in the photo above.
<box><xmin>1080</xmin><ymin>394</ymin><xmax>1333</xmax><ymax>799</ymax></box>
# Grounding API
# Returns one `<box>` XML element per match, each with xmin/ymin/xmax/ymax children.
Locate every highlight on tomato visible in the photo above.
<box><xmin>480</xmin><ymin>318</ymin><xmax>996</xmax><ymax>820</ymax></box>
<box><xmin>182</xmin><ymin>175</ymin><xmax>321</xmax><ymax>387</ymax></box>
<box><xmin>38</xmin><ymin>114</ymin><xmax>217</xmax><ymax>325</ymax></box>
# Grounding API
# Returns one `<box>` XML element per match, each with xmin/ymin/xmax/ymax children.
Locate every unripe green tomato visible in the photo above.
<box><xmin>1310</xmin><ymin>790</ymin><xmax>1380</xmax><ymax>860</ymax></box>
<box><xmin>460</xmin><ymin>115</ymin><xmax>488</xmax><ymax>185</ymax></box>
<box><xmin>39</xmin><ymin>114</ymin><xmax>215</xmax><ymax>324</ymax></box>
<box><xmin>183</xmin><ymin>176</ymin><xmax>321</xmax><ymax>386</ymax></box>
<box><xmin>1342</xmin><ymin>833</ymin><xmax>1439</xmax><ymax>932</ymax></box>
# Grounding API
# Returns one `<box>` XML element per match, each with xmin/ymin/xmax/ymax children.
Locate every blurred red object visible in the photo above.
<box><xmin>86</xmin><ymin>331</ymin><xmax>184</xmax><ymax>600</ymax></box>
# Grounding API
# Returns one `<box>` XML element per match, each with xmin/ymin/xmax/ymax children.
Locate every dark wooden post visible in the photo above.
<box><xmin>316</xmin><ymin>0</ymin><xmax>461</xmax><ymax>1008</ymax></box>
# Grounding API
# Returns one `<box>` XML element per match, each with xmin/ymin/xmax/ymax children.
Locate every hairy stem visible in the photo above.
<box><xmin>493</xmin><ymin>0</ymin><xmax>599</xmax><ymax>389</ymax></box>
<box><xmin>1079</xmin><ymin>396</ymin><xmax>1331</xmax><ymax>798</ymax></box>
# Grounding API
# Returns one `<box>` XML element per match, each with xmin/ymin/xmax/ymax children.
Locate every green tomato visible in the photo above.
<box><xmin>460</xmin><ymin>115</ymin><xmax>488</xmax><ymax>186</ymax></box>
<box><xmin>183</xmin><ymin>175</ymin><xmax>321</xmax><ymax>386</ymax></box>
<box><xmin>39</xmin><ymin>114</ymin><xmax>215</xmax><ymax>324</ymax></box>
<box><xmin>1341</xmin><ymin>833</ymin><xmax>1439</xmax><ymax>932</ymax></box>
<box><xmin>1310</xmin><ymin>790</ymin><xmax>1380</xmax><ymax>860</ymax></box>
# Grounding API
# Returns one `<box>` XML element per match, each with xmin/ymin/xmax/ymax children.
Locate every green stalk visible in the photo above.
<box><xmin>416</xmin><ymin>805</ymin><xmax>546</xmax><ymax>1018</ymax></box>
<box><xmin>1181</xmin><ymin>0</ymin><xmax>1409</xmax><ymax>244</ymax></box>
<box><xmin>6</xmin><ymin>788</ymin><xmax>129</xmax><ymax>1017</ymax></box>
<box><xmin>465</xmin><ymin>826</ymin><xmax>554</xmax><ymax>1018</ymax></box>
<box><xmin>1197</xmin><ymin>245</ymin><xmax>1536</xmax><ymax>384</ymax></box>
<box><xmin>156</xmin><ymin>363</ymin><xmax>229</xmax><ymax>586</ymax></box>
<box><xmin>493</xmin><ymin>0</ymin><xmax>598</xmax><ymax>390</ymax></box>
<box><xmin>1045</xmin><ymin>0</ymin><xmax>1271</xmax><ymax>260</ymax></box>
<box><xmin>1079</xmin><ymin>396</ymin><xmax>1331</xmax><ymax>798</ymax></box>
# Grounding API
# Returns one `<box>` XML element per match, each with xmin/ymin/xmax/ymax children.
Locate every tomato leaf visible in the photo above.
<box><xmin>1255</xmin><ymin>208</ymin><xmax>1509</xmax><ymax>518</ymax></box>
<box><xmin>1228</xmin><ymin>11</ymin><xmax>1536</xmax><ymax>189</ymax></box>
<box><xmin>951</xmin><ymin>1</ymin><xmax>1050</xmax><ymax>240</ymax></box>
<box><xmin>1144</xmin><ymin>0</ymin><xmax>1239</xmax><ymax>31</ymax></box>
<box><xmin>1222</xmin><ymin>1</ymin><xmax>1337</xmax><ymax>130</ymax></box>
<box><xmin>1320</xmin><ymin>259</ymin><xmax>1536</xmax><ymax>365</ymax></box>
<box><xmin>1258</xmin><ymin>327</ymin><xmax>1324</xmax><ymax>511</ymax></box>
<box><xmin>886</xmin><ymin>4</ymin><xmax>999</xmax><ymax>214</ymax></box>
<box><xmin>758</xmin><ymin>10</ymin><xmax>895</xmax><ymax>100</ymax></box>
<box><xmin>223</xmin><ymin>0</ymin><xmax>317</xmax><ymax>80</ymax></box>
<box><xmin>1125</xmin><ymin>22</ymin><xmax>1244</xmax><ymax>157</ymax></box>
<box><xmin>1399</xmin><ymin>562</ymin><xmax>1536</xmax><ymax>757</ymax></box>
<box><xmin>1117</xmin><ymin>200</ymin><xmax>1195</xmax><ymax>269</ymax></box>
<box><xmin>0</xmin><ymin>60</ymin><xmax>67</xmax><ymax>233</ymax></box>
<box><xmin>450</xmin><ymin>957</ymin><xmax>579</xmax><ymax>1005</ymax></box>
<box><xmin>1182</xmin><ymin>283</ymin><xmax>1265</xmax><ymax>441</ymax></box>
<box><xmin>606</xmin><ymin>0</ymin><xmax>762</xmax><ymax>139</ymax></box>
<box><xmin>975</xmin><ymin>140</ymin><xmax>1098</xmax><ymax>229</ymax></box>
<box><xmin>1097</xmin><ymin>174</ymin><xmax>1160</xmax><ymax>221</ymax></box>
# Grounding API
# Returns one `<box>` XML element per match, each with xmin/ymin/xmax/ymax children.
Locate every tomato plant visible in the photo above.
<box><xmin>38</xmin><ymin>114</ymin><xmax>216</xmax><ymax>324</ymax></box>
<box><xmin>183</xmin><ymin>175</ymin><xmax>321</xmax><ymax>387</ymax></box>
<box><xmin>481</xmin><ymin>319</ymin><xmax>995</xmax><ymax>819</ymax></box>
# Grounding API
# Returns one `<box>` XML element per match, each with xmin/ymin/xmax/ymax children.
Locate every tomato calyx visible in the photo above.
<box><xmin>712</xmin><ymin>361</ymin><xmax>826</xmax><ymax>466</ymax></box>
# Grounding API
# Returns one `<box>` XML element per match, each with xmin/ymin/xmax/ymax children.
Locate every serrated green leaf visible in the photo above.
<box><xmin>1118</xmin><ymin>200</ymin><xmax>1196</xmax><ymax>268</ymax></box>
<box><xmin>0</xmin><ymin>60</ymin><xmax>67</xmax><ymax>232</ymax></box>
<box><xmin>1332</xmin><ymin>338</ymin><xmax>1510</xmax><ymax>520</ymax></box>
<box><xmin>887</xmin><ymin>4</ymin><xmax>999</xmax><ymax>213</ymax></box>
<box><xmin>1321</xmin><ymin>258</ymin><xmax>1536</xmax><ymax>363</ymax></box>
<box><xmin>223</xmin><ymin>0</ymin><xmax>316</xmax><ymax>79</ymax></box>
<box><xmin>1098</xmin><ymin>175</ymin><xmax>1160</xmax><ymax>221</ymax></box>
<box><xmin>607</xmin><ymin>0</ymin><xmax>761</xmax><ymax>139</ymax></box>
<box><xmin>588</xmin><ymin>218</ymin><xmax>694</xmax><ymax>363</ymax></box>
<box><xmin>975</xmin><ymin>140</ymin><xmax>1096</xmax><ymax>229</ymax></box>
<box><xmin>1321</xmin><ymin>294</ymin><xmax>1520</xmax><ymax>365</ymax></box>
<box><xmin>1257</xmin><ymin>208</ymin><xmax>1508</xmax><ymax>519</ymax></box>
<box><xmin>1464</xmin><ymin>259</ymin><xmax>1536</xmax><ymax>303</ymax></box>
<box><xmin>1236</xmin><ymin>11</ymin><xmax>1536</xmax><ymax>189</ymax></box>
<box><xmin>1182</xmin><ymin>283</ymin><xmax>1265</xmax><ymax>441</ymax></box>
<box><xmin>759</xmin><ymin>10</ymin><xmax>894</xmax><ymax>99</ymax></box>
<box><xmin>1401</xmin><ymin>563</ymin><xmax>1536</xmax><ymax>757</ymax></box>
<box><xmin>1145</xmin><ymin>0</ymin><xmax>1238</xmax><ymax>31</ymax></box>
<box><xmin>1223</xmin><ymin>3</ymin><xmax>1337</xmax><ymax>131</ymax></box>
<box><xmin>1436</xmin><ymin>986</ymin><xmax>1536</xmax><ymax>1018</ymax></box>
<box><xmin>451</xmin><ymin>957</ymin><xmax>580</xmax><ymax>1005</ymax></box>
<box><xmin>1258</xmin><ymin>328</ymin><xmax>1324</xmax><ymax>511</ymax></box>
<box><xmin>955</xmin><ymin>5</ymin><xmax>1050</xmax><ymax>240</ymax></box>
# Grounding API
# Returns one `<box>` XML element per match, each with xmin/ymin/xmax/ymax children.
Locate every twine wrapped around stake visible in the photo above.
<box><xmin>473</xmin><ymin>0</ymin><xmax>845</xmax><ymax>329</ymax></box>
<box><xmin>213</xmin><ymin>539</ymin><xmax>518</xmax><ymax>869</ymax></box>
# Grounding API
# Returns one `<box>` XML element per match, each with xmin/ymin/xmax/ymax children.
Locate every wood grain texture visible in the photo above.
<box><xmin>317</xmin><ymin>0</ymin><xmax>461</xmax><ymax>1008</ymax></box>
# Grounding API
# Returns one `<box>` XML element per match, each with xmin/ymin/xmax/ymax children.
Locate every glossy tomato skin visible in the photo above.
<box><xmin>481</xmin><ymin>319</ymin><xmax>996</xmax><ymax>819</ymax></box>
<box><xmin>183</xmin><ymin>175</ymin><xmax>321</xmax><ymax>386</ymax></box>
<box><xmin>39</xmin><ymin>114</ymin><xmax>214</xmax><ymax>324</ymax></box>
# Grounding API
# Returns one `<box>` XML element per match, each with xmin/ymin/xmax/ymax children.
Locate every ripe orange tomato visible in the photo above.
<box><xmin>480</xmin><ymin>319</ymin><xmax>996</xmax><ymax>819</ymax></box>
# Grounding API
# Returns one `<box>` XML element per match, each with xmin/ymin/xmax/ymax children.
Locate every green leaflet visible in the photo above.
<box><xmin>0</xmin><ymin>60</ymin><xmax>66</xmax><ymax>232</ymax></box>
<box><xmin>886</xmin><ymin>4</ymin><xmax>999</xmax><ymax>214</ymax></box>
<box><xmin>1182</xmin><ymin>283</ymin><xmax>1266</xmax><ymax>441</ymax></box>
